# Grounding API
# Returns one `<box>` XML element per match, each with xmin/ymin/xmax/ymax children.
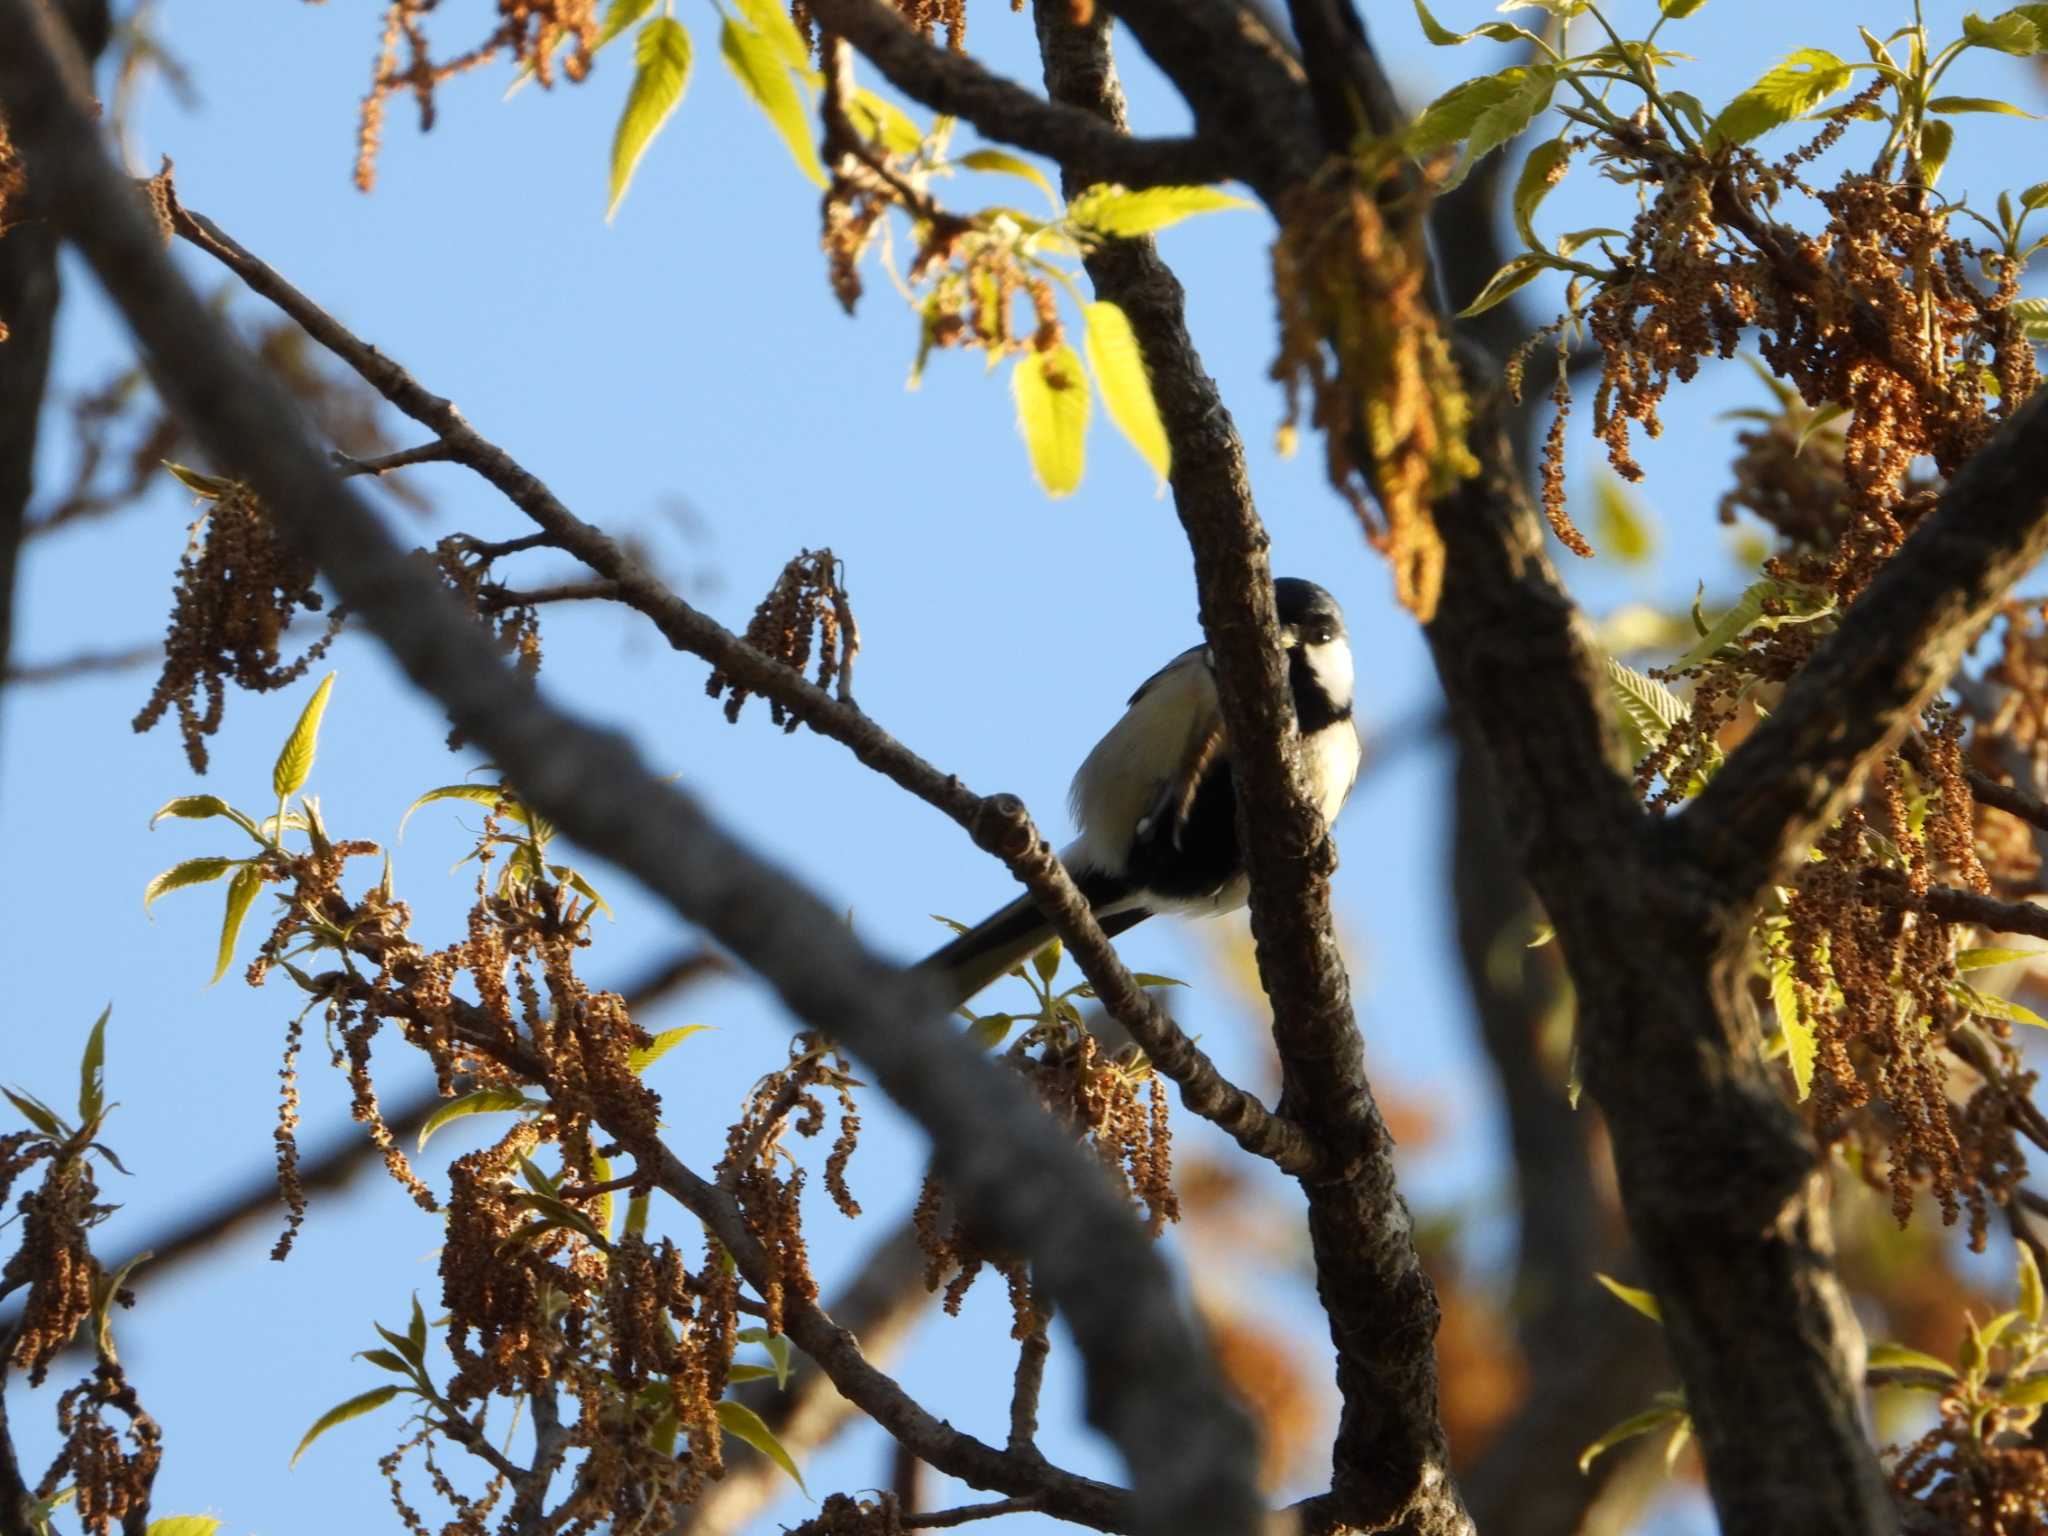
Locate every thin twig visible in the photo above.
<box><xmin>1007</xmin><ymin>1307</ymin><xmax>1052</xmax><ymax>1462</ymax></box>
<box><xmin>334</xmin><ymin>439</ymin><xmax>456</xmax><ymax>477</ymax></box>
<box><xmin>904</xmin><ymin>1497</ymin><xmax>1045</xmax><ymax>1528</ymax></box>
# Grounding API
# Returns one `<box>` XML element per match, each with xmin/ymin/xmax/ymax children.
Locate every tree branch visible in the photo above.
<box><xmin>0</xmin><ymin>15</ymin><xmax>1260</xmax><ymax>1535</ymax></box>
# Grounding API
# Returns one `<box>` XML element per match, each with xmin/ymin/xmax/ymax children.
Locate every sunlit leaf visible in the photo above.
<box><xmin>272</xmin><ymin>673</ymin><xmax>336</xmax><ymax>801</ymax></box>
<box><xmin>1512</xmin><ymin>137</ymin><xmax>1570</xmax><ymax>249</ymax></box>
<box><xmin>147</xmin><ymin>1519</ymin><xmax>224</xmax><ymax>1536</ymax></box>
<box><xmin>958</xmin><ymin>148</ymin><xmax>1057</xmax><ymax>205</ymax></box>
<box><xmin>162</xmin><ymin>461</ymin><xmax>231</xmax><ymax>498</ymax></box>
<box><xmin>1919</xmin><ymin>118</ymin><xmax>1955</xmax><ymax>187</ymax></box>
<box><xmin>731</xmin><ymin>0</ymin><xmax>813</xmax><ymax>71</ymax></box>
<box><xmin>608</xmin><ymin>16</ymin><xmax>694</xmax><ymax>221</ymax></box>
<box><xmin>1012</xmin><ymin>343</ymin><xmax>1091</xmax><ymax>498</ymax></box>
<box><xmin>849</xmin><ymin>90</ymin><xmax>924</xmax><ymax>155</ymax></box>
<box><xmin>1604</xmin><ymin>656</ymin><xmax>1686</xmax><ymax>754</ymax></box>
<box><xmin>1081</xmin><ymin>302</ymin><xmax>1169</xmax><ymax>487</ymax></box>
<box><xmin>144</xmin><ymin>856</ymin><xmax>240</xmax><ymax>915</ymax></box>
<box><xmin>1962</xmin><ymin>10</ymin><xmax>2042</xmax><ymax>55</ymax></box>
<box><xmin>399</xmin><ymin>783</ymin><xmax>518</xmax><ymax>838</ymax></box>
<box><xmin>1957</xmin><ymin>946</ymin><xmax>2048</xmax><ymax>970</ymax></box>
<box><xmin>291</xmin><ymin>1385</ymin><xmax>404</xmax><ymax>1467</ymax></box>
<box><xmin>1708</xmin><ymin>49</ymin><xmax>1853</xmax><ymax>147</ymax></box>
<box><xmin>1578</xmin><ymin>1404</ymin><xmax>1684</xmax><ymax>1473</ymax></box>
<box><xmin>1065</xmin><ymin>184</ymin><xmax>1252</xmax><ymax>238</ymax></box>
<box><xmin>1594</xmin><ymin>1272</ymin><xmax>1662</xmax><ymax>1323</ymax></box>
<box><xmin>78</xmin><ymin>1004</ymin><xmax>111</xmax><ymax>1125</ymax></box>
<box><xmin>2022</xmin><ymin>1240</ymin><xmax>2045</xmax><ymax>1324</ymax></box>
<box><xmin>1456</xmin><ymin>253</ymin><xmax>1548</xmax><ymax>318</ymax></box>
<box><xmin>1593</xmin><ymin>475</ymin><xmax>1655</xmax><ymax>562</ymax></box>
<box><xmin>715</xmin><ymin>1400</ymin><xmax>806</xmax><ymax>1489</ymax></box>
<box><xmin>630</xmin><ymin>1025</ymin><xmax>713</xmax><ymax>1073</ymax></box>
<box><xmin>1927</xmin><ymin>95</ymin><xmax>2039</xmax><ymax>116</ymax></box>
<box><xmin>719</xmin><ymin>15</ymin><xmax>826</xmax><ymax>187</ymax></box>
<box><xmin>1412</xmin><ymin>0</ymin><xmax>1533</xmax><ymax>45</ymax></box>
<box><xmin>1660</xmin><ymin>0</ymin><xmax>1709</xmax><ymax>15</ymax></box>
<box><xmin>150</xmin><ymin>794</ymin><xmax>261</xmax><ymax>843</ymax></box>
<box><xmin>1869</xmin><ymin>1341</ymin><xmax>1959</xmax><ymax>1377</ymax></box>
<box><xmin>738</xmin><ymin>1325</ymin><xmax>793</xmax><ymax>1388</ymax></box>
<box><xmin>417</xmin><ymin>1089</ymin><xmax>542</xmax><ymax>1151</ymax></box>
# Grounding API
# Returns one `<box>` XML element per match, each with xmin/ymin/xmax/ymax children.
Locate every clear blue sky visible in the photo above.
<box><xmin>4</xmin><ymin>4</ymin><xmax>2043</xmax><ymax>1532</ymax></box>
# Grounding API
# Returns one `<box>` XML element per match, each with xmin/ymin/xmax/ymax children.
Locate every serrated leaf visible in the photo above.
<box><xmin>1708</xmin><ymin>49</ymin><xmax>1853</xmax><ymax>148</ymax></box>
<box><xmin>144</xmin><ymin>856</ymin><xmax>241</xmax><ymax>914</ymax></box>
<box><xmin>1454</xmin><ymin>67</ymin><xmax>1558</xmax><ymax>184</ymax></box>
<box><xmin>1769</xmin><ymin>946</ymin><xmax>1815</xmax><ymax>1100</ymax></box>
<box><xmin>162</xmin><ymin>461</ymin><xmax>230</xmax><ymax>498</ymax></box>
<box><xmin>212</xmin><ymin>864</ymin><xmax>265</xmax><ymax>986</ymax></box>
<box><xmin>608</xmin><ymin>17</ymin><xmax>694</xmax><ymax>221</ymax></box>
<box><xmin>1958</xmin><ymin>946</ymin><xmax>2048</xmax><ymax>970</ymax></box>
<box><xmin>731</xmin><ymin>0</ymin><xmax>812</xmax><ymax>71</ymax></box>
<box><xmin>1919</xmin><ymin>118</ymin><xmax>1955</xmax><ymax>187</ymax></box>
<box><xmin>272</xmin><ymin>673</ymin><xmax>336</xmax><ymax>801</ymax></box>
<box><xmin>291</xmin><ymin>1385</ymin><xmax>403</xmax><ymax>1467</ymax></box>
<box><xmin>719</xmin><ymin>16</ymin><xmax>826</xmax><ymax>188</ymax></box>
<box><xmin>1512</xmin><ymin>137</ymin><xmax>1570</xmax><ymax>249</ymax></box>
<box><xmin>1869</xmin><ymin>1341</ymin><xmax>1959</xmax><ymax>1376</ymax></box>
<box><xmin>1</xmin><ymin>1087</ymin><xmax>67</xmax><ymax>1140</ymax></box>
<box><xmin>78</xmin><ymin>1005</ymin><xmax>110</xmax><ymax>1124</ymax></box>
<box><xmin>2011</xmin><ymin>297</ymin><xmax>2048</xmax><ymax>341</ymax></box>
<box><xmin>417</xmin><ymin>1089</ymin><xmax>541</xmax><ymax>1151</ymax></box>
<box><xmin>1410</xmin><ymin>66</ymin><xmax>1549</xmax><ymax>156</ymax></box>
<box><xmin>1605</xmin><ymin>656</ymin><xmax>1687</xmax><ymax>753</ymax></box>
<box><xmin>715</xmin><ymin>1400</ymin><xmax>806</xmax><ymax>1490</ymax></box>
<box><xmin>1960</xmin><ymin>983</ymin><xmax>2048</xmax><ymax>1028</ymax></box>
<box><xmin>1456</xmin><ymin>253</ymin><xmax>1548</xmax><ymax>318</ymax></box>
<box><xmin>1594</xmin><ymin>1272</ymin><xmax>1662</xmax><ymax>1322</ymax></box>
<box><xmin>150</xmin><ymin>794</ymin><xmax>262</xmax><ymax>842</ymax></box>
<box><xmin>629</xmin><ymin>1024</ymin><xmax>712</xmax><ymax>1073</ymax></box>
<box><xmin>1082</xmin><ymin>301</ymin><xmax>1169</xmax><ymax>487</ymax></box>
<box><xmin>1578</xmin><ymin>1405</ymin><xmax>1683</xmax><ymax>1473</ymax></box>
<box><xmin>147</xmin><ymin>1520</ymin><xmax>224</xmax><ymax>1536</ymax></box>
<box><xmin>958</xmin><ymin>148</ymin><xmax>1056</xmax><ymax>204</ymax></box>
<box><xmin>1963</xmin><ymin>11</ymin><xmax>2042</xmax><ymax>54</ymax></box>
<box><xmin>1013</xmin><ymin>343</ymin><xmax>1091</xmax><ymax>498</ymax></box>
<box><xmin>1065</xmin><ymin>184</ymin><xmax>1252</xmax><ymax>238</ymax></box>
<box><xmin>1593</xmin><ymin>475</ymin><xmax>1654</xmax><ymax>562</ymax></box>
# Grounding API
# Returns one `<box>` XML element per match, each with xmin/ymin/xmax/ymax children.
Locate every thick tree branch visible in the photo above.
<box><xmin>1032</xmin><ymin>11</ymin><xmax>1465</xmax><ymax>1534</ymax></box>
<box><xmin>1685</xmin><ymin>388</ymin><xmax>2048</xmax><ymax>902</ymax></box>
<box><xmin>0</xmin><ymin>16</ymin><xmax>1260</xmax><ymax>1536</ymax></box>
<box><xmin>165</xmin><ymin>199</ymin><xmax>1305</xmax><ymax>1183</ymax></box>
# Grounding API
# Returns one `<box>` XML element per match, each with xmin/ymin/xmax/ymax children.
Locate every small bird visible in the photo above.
<box><xmin>917</xmin><ymin>578</ymin><xmax>1361</xmax><ymax>1007</ymax></box>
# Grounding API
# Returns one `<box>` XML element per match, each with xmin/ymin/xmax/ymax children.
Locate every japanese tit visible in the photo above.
<box><xmin>917</xmin><ymin>578</ymin><xmax>1361</xmax><ymax>1006</ymax></box>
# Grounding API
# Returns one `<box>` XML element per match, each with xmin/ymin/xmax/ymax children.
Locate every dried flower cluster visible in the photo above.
<box><xmin>707</xmin><ymin>547</ymin><xmax>860</xmax><ymax>730</ymax></box>
<box><xmin>132</xmin><ymin>475</ymin><xmax>345</xmax><ymax>772</ymax></box>
<box><xmin>1272</xmin><ymin>163</ymin><xmax>1477</xmax><ymax>621</ymax></box>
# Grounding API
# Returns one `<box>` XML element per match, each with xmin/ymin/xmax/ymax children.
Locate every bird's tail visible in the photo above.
<box><xmin>914</xmin><ymin>892</ymin><xmax>1151</xmax><ymax>1011</ymax></box>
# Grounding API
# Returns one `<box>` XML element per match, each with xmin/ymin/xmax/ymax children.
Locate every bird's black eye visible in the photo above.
<box><xmin>1307</xmin><ymin>620</ymin><xmax>1336</xmax><ymax>645</ymax></box>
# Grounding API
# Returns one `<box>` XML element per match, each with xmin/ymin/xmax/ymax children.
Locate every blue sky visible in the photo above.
<box><xmin>5</xmin><ymin>3</ymin><xmax>2045</xmax><ymax>1532</ymax></box>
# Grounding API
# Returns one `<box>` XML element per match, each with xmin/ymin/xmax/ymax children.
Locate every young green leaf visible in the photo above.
<box><xmin>2005</xmin><ymin>1372</ymin><xmax>2048</xmax><ymax>1405</ymax></box>
<box><xmin>1512</xmin><ymin>137</ymin><xmax>1570</xmax><ymax>249</ymax></box>
<box><xmin>416</xmin><ymin>1088</ymin><xmax>542</xmax><ymax>1151</ymax></box>
<box><xmin>212</xmin><ymin>863</ymin><xmax>265</xmax><ymax>986</ymax></box>
<box><xmin>291</xmin><ymin>1385</ymin><xmax>404</xmax><ymax>1467</ymax></box>
<box><xmin>1013</xmin><ymin>343</ymin><xmax>1092</xmax><ymax>498</ymax></box>
<box><xmin>1604</xmin><ymin>656</ymin><xmax>1687</xmax><ymax>754</ymax></box>
<box><xmin>715</xmin><ymin>1400</ymin><xmax>806</xmax><ymax>1489</ymax></box>
<box><xmin>2021</xmin><ymin>1239</ymin><xmax>2045</xmax><ymax>1324</ymax></box>
<box><xmin>272</xmin><ymin>672</ymin><xmax>336</xmax><ymax>801</ymax></box>
<box><xmin>1594</xmin><ymin>1271</ymin><xmax>1663</xmax><ymax>1323</ymax></box>
<box><xmin>1412</xmin><ymin>0</ymin><xmax>1533</xmax><ymax>46</ymax></box>
<box><xmin>738</xmin><ymin>1325</ymin><xmax>794</xmax><ymax>1388</ymax></box>
<box><xmin>1593</xmin><ymin>476</ymin><xmax>1654</xmax><ymax>563</ymax></box>
<box><xmin>408</xmin><ymin>1292</ymin><xmax>428</xmax><ymax>1356</ymax></box>
<box><xmin>1456</xmin><ymin>254</ymin><xmax>1548</xmax><ymax>318</ymax></box>
<box><xmin>144</xmin><ymin>856</ymin><xmax>241</xmax><ymax>914</ymax></box>
<box><xmin>731</xmin><ymin>0</ymin><xmax>814</xmax><ymax>71</ymax></box>
<box><xmin>608</xmin><ymin>16</ymin><xmax>693</xmax><ymax>221</ymax></box>
<box><xmin>162</xmin><ymin>461</ymin><xmax>231</xmax><ymax>499</ymax></box>
<box><xmin>956</xmin><ymin>148</ymin><xmax>1058</xmax><ymax>207</ymax></box>
<box><xmin>1918</xmin><ymin>119</ymin><xmax>1955</xmax><ymax>187</ymax></box>
<box><xmin>150</xmin><ymin>794</ymin><xmax>262</xmax><ymax>843</ymax></box>
<box><xmin>1927</xmin><ymin>95</ymin><xmax>2040</xmax><ymax>116</ymax></box>
<box><xmin>78</xmin><ymin>1004</ymin><xmax>111</xmax><ymax>1125</ymax></box>
<box><xmin>1957</xmin><ymin>946</ymin><xmax>2048</xmax><ymax>970</ymax></box>
<box><xmin>1081</xmin><ymin>301</ymin><xmax>1169</xmax><ymax>487</ymax></box>
<box><xmin>398</xmin><ymin>783</ymin><xmax>519</xmax><ymax>838</ymax></box>
<box><xmin>147</xmin><ymin>1519</ymin><xmax>225</xmax><ymax>1536</ymax></box>
<box><xmin>1707</xmin><ymin>49</ymin><xmax>1853</xmax><ymax>148</ymax></box>
<box><xmin>849</xmin><ymin>90</ymin><xmax>924</xmax><ymax>155</ymax></box>
<box><xmin>597</xmin><ymin>0</ymin><xmax>659</xmax><ymax>49</ymax></box>
<box><xmin>1962</xmin><ymin>10</ymin><xmax>2042</xmax><ymax>55</ymax></box>
<box><xmin>719</xmin><ymin>15</ymin><xmax>826</xmax><ymax>188</ymax></box>
<box><xmin>629</xmin><ymin>1024</ymin><xmax>713</xmax><ymax>1073</ymax></box>
<box><xmin>1454</xmin><ymin>68</ymin><xmax>1557</xmax><ymax>184</ymax></box>
<box><xmin>1868</xmin><ymin>1341</ymin><xmax>1960</xmax><ymax>1377</ymax></box>
<box><xmin>2011</xmin><ymin>297</ymin><xmax>2048</xmax><ymax>340</ymax></box>
<box><xmin>1409</xmin><ymin>66</ymin><xmax>1550</xmax><ymax>155</ymax></box>
<box><xmin>1660</xmin><ymin>0</ymin><xmax>1709</xmax><ymax>14</ymax></box>
<box><xmin>2</xmin><ymin>1087</ymin><xmax>68</xmax><ymax>1140</ymax></box>
<box><xmin>1769</xmin><ymin>946</ymin><xmax>1815</xmax><ymax>1100</ymax></box>
<box><xmin>1065</xmin><ymin>184</ymin><xmax>1252</xmax><ymax>239</ymax></box>
<box><xmin>1578</xmin><ymin>1404</ymin><xmax>1684</xmax><ymax>1473</ymax></box>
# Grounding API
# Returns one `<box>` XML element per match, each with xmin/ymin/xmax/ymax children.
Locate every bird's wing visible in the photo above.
<box><xmin>1066</xmin><ymin>645</ymin><xmax>1226</xmax><ymax>872</ymax></box>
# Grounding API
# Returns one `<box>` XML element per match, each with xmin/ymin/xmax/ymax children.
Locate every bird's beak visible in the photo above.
<box><xmin>1278</xmin><ymin>623</ymin><xmax>1302</xmax><ymax>649</ymax></box>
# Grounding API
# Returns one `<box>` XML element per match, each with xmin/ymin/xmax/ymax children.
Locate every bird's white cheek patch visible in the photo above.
<box><xmin>1309</xmin><ymin>723</ymin><xmax>1363</xmax><ymax>830</ymax></box>
<box><xmin>1305</xmin><ymin>639</ymin><xmax>1355</xmax><ymax>707</ymax></box>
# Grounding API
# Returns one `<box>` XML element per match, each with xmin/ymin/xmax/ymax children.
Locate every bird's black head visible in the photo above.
<box><xmin>1274</xmin><ymin>577</ymin><xmax>1346</xmax><ymax>648</ymax></box>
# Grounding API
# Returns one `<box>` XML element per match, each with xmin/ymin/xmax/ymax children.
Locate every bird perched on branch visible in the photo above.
<box><xmin>917</xmin><ymin>578</ymin><xmax>1360</xmax><ymax>1007</ymax></box>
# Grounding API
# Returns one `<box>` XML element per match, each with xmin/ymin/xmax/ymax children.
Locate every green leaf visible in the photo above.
<box><xmin>731</xmin><ymin>0</ymin><xmax>813</xmax><ymax>71</ymax></box>
<box><xmin>1962</xmin><ymin>11</ymin><xmax>2042</xmax><ymax>54</ymax></box>
<box><xmin>356</xmin><ymin>1348</ymin><xmax>416</xmax><ymax>1376</ymax></box>
<box><xmin>588</xmin><ymin>1142</ymin><xmax>614</xmax><ymax>1241</ymax></box>
<box><xmin>1604</xmin><ymin>656</ymin><xmax>1687</xmax><ymax>753</ymax></box>
<box><xmin>145</xmin><ymin>856</ymin><xmax>241</xmax><ymax>914</ymax></box>
<box><xmin>1593</xmin><ymin>475</ymin><xmax>1654</xmax><ymax>563</ymax></box>
<box><xmin>1869</xmin><ymin>1341</ymin><xmax>1960</xmax><ymax>1377</ymax></box>
<box><xmin>2011</xmin><ymin>298</ymin><xmax>2048</xmax><ymax>341</ymax></box>
<box><xmin>1456</xmin><ymin>254</ymin><xmax>1548</xmax><ymax>318</ymax></box>
<box><xmin>78</xmin><ymin>1005</ymin><xmax>111</xmax><ymax>1125</ymax></box>
<box><xmin>162</xmin><ymin>461</ymin><xmax>231</xmax><ymax>498</ymax></box>
<box><xmin>1410</xmin><ymin>66</ymin><xmax>1549</xmax><ymax>155</ymax></box>
<box><xmin>150</xmin><ymin>794</ymin><xmax>262</xmax><ymax>843</ymax></box>
<box><xmin>399</xmin><ymin>783</ymin><xmax>518</xmax><ymax>837</ymax></box>
<box><xmin>1032</xmin><ymin>937</ymin><xmax>1063</xmax><ymax>983</ymax></box>
<box><xmin>1081</xmin><ymin>302</ymin><xmax>1169</xmax><ymax>487</ymax></box>
<box><xmin>967</xmin><ymin>1014</ymin><xmax>1014</xmax><ymax>1050</ymax></box>
<box><xmin>1794</xmin><ymin>401</ymin><xmax>1849</xmax><ymax>454</ymax></box>
<box><xmin>1960</xmin><ymin>983</ymin><xmax>2048</xmax><ymax>1029</ymax></box>
<box><xmin>1556</xmin><ymin>226</ymin><xmax>1625</xmax><ymax>258</ymax></box>
<box><xmin>2004</xmin><ymin>1371</ymin><xmax>2048</xmax><ymax>1405</ymax></box>
<box><xmin>849</xmin><ymin>90</ymin><xmax>924</xmax><ymax>155</ymax></box>
<box><xmin>1512</xmin><ymin>137</ymin><xmax>1570</xmax><ymax>250</ymax></box>
<box><xmin>1927</xmin><ymin>95</ymin><xmax>2040</xmax><ymax>116</ymax></box>
<box><xmin>1708</xmin><ymin>49</ymin><xmax>1853</xmax><ymax>148</ymax></box>
<box><xmin>726</xmin><ymin>1362</ymin><xmax>780</xmax><ymax>1383</ymax></box>
<box><xmin>2021</xmin><ymin>1241</ymin><xmax>2044</xmax><ymax>1324</ymax></box>
<box><xmin>212</xmin><ymin>864</ymin><xmax>265</xmax><ymax>986</ymax></box>
<box><xmin>1</xmin><ymin>1087</ymin><xmax>66</xmax><ymax>1139</ymax></box>
<box><xmin>1065</xmin><ymin>184</ymin><xmax>1253</xmax><ymax>238</ymax></box>
<box><xmin>547</xmin><ymin>863</ymin><xmax>614</xmax><ymax>919</ymax></box>
<box><xmin>719</xmin><ymin>15</ymin><xmax>826</xmax><ymax>188</ymax></box>
<box><xmin>739</xmin><ymin>1326</ymin><xmax>793</xmax><ymax>1388</ymax></box>
<box><xmin>958</xmin><ymin>148</ymin><xmax>1057</xmax><ymax>205</ymax></box>
<box><xmin>1662</xmin><ymin>1415</ymin><xmax>1693</xmax><ymax>1470</ymax></box>
<box><xmin>291</xmin><ymin>1385</ymin><xmax>403</xmax><ymax>1467</ymax></box>
<box><xmin>598</xmin><ymin>0</ymin><xmax>659</xmax><ymax>50</ymax></box>
<box><xmin>147</xmin><ymin>1520</ymin><xmax>224</xmax><ymax>1536</ymax></box>
<box><xmin>1578</xmin><ymin>1404</ymin><xmax>1684</xmax><ymax>1473</ymax></box>
<box><xmin>1919</xmin><ymin>118</ymin><xmax>1955</xmax><ymax>187</ymax></box>
<box><xmin>608</xmin><ymin>17</ymin><xmax>694</xmax><ymax>221</ymax></box>
<box><xmin>408</xmin><ymin>1292</ymin><xmax>427</xmax><ymax>1356</ymax></box>
<box><xmin>715</xmin><ymin>1399</ymin><xmax>806</xmax><ymax>1490</ymax></box>
<box><xmin>417</xmin><ymin>1089</ymin><xmax>541</xmax><ymax>1151</ymax></box>
<box><xmin>1012</xmin><ymin>343</ymin><xmax>1091</xmax><ymax>498</ymax></box>
<box><xmin>373</xmin><ymin>1322</ymin><xmax>422</xmax><ymax>1368</ymax></box>
<box><xmin>1455</xmin><ymin>68</ymin><xmax>1559</xmax><ymax>184</ymax></box>
<box><xmin>1128</xmin><ymin>972</ymin><xmax>1187</xmax><ymax>988</ymax></box>
<box><xmin>1412</xmin><ymin>0</ymin><xmax>1532</xmax><ymax>45</ymax></box>
<box><xmin>1957</xmin><ymin>946</ymin><xmax>2048</xmax><ymax>970</ymax></box>
<box><xmin>1660</xmin><ymin>0</ymin><xmax>1709</xmax><ymax>14</ymax></box>
<box><xmin>1769</xmin><ymin>945</ymin><xmax>1815</xmax><ymax>1100</ymax></box>
<box><xmin>272</xmin><ymin>673</ymin><xmax>336</xmax><ymax>801</ymax></box>
<box><xmin>629</xmin><ymin>1024</ymin><xmax>713</xmax><ymax>1073</ymax></box>
<box><xmin>1594</xmin><ymin>1272</ymin><xmax>1662</xmax><ymax>1323</ymax></box>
